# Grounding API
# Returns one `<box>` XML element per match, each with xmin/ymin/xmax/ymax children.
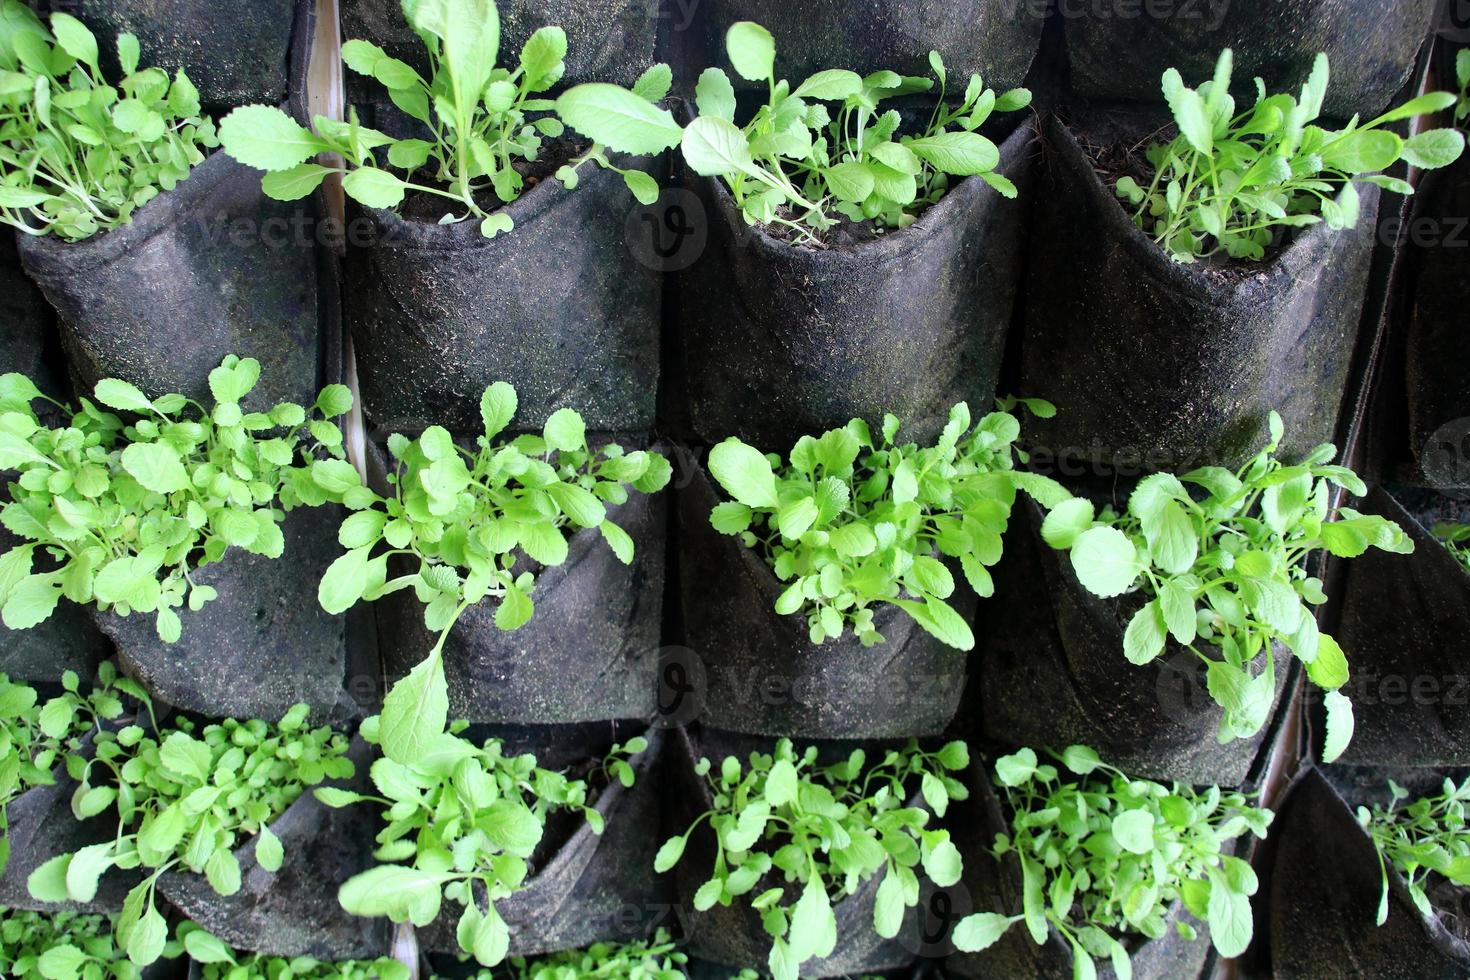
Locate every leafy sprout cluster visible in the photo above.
<box><xmin>706</xmin><ymin>399</ymin><xmax>1066</xmax><ymax>651</ymax></box>
<box><xmin>497</xmin><ymin>927</ymin><xmax>687</xmax><ymax>979</ymax></box>
<box><xmin>681</xmin><ymin>21</ymin><xmax>1030</xmax><ymax>244</ymax></box>
<box><xmin>0</xmin><ymin>356</ymin><xmax>356</xmax><ymax>643</ymax></box>
<box><xmin>1456</xmin><ymin>49</ymin><xmax>1470</xmax><ymax>127</ymax></box>
<box><xmin>1361</xmin><ymin>776</ymin><xmax>1470</xmax><ymax>927</ymax></box>
<box><xmin>0</xmin><ymin>665</ymin><xmax>144</xmax><ymax>877</ymax></box>
<box><xmin>954</xmin><ymin>746</ymin><xmax>1272</xmax><ymax>977</ymax></box>
<box><xmin>1041</xmin><ymin>411</ymin><xmax>1411</xmax><ymax>758</ymax></box>
<box><xmin>1434</xmin><ymin>522</ymin><xmax>1470</xmax><ymax>574</ymax></box>
<box><xmin>655</xmin><ymin>738</ymin><xmax>971</xmax><ymax>980</ymax></box>
<box><xmin>27</xmin><ymin>702</ymin><xmax>352</xmax><ymax>967</ymax></box>
<box><xmin>176</xmin><ymin>921</ymin><xmax>409</xmax><ymax>980</ymax></box>
<box><xmin>1114</xmin><ymin>49</ymin><xmax>1466</xmax><ymax>262</ymax></box>
<box><xmin>317</xmin><ymin>379</ymin><xmax>669</xmax><ymax>766</ymax></box>
<box><xmin>319</xmin><ymin>710</ymin><xmax>645</xmax><ymax>969</ymax></box>
<box><xmin>0</xmin><ymin>905</ymin><xmax>180</xmax><ymax>980</ymax></box>
<box><xmin>218</xmin><ymin>0</ymin><xmax>681</xmax><ymax>238</ymax></box>
<box><xmin>0</xmin><ymin>3</ymin><xmax>217</xmax><ymax>241</ymax></box>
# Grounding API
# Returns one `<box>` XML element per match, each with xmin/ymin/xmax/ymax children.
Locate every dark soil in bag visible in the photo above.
<box><xmin>1019</xmin><ymin>111</ymin><xmax>1378</xmax><ymax>471</ymax></box>
<box><xmin>677</xmin><ymin>463</ymin><xmax>971</xmax><ymax>740</ymax></box>
<box><xmin>156</xmin><ymin>738</ymin><xmax>391</xmax><ymax>960</ymax></box>
<box><xmin>1401</xmin><ymin>150</ymin><xmax>1470</xmax><ymax>475</ymax></box>
<box><xmin>686</xmin><ymin>0</ymin><xmax>1043</xmax><ymax>97</ymax></box>
<box><xmin>975</xmin><ymin>499</ymin><xmax>1289</xmax><ymax>787</ymax></box>
<box><xmin>97</xmin><ymin>506</ymin><xmax>376</xmax><ymax>726</ymax></box>
<box><xmin>32</xmin><ymin>0</ymin><xmax>304</xmax><ymax>111</ymax></box>
<box><xmin>665</xmin><ymin>728</ymin><xmax>918</xmax><ymax>976</ymax></box>
<box><xmin>344</xmin><ymin>146</ymin><xmax>664</xmax><ymax>440</ymax></box>
<box><xmin>946</xmin><ymin>759</ymin><xmax>1212</xmax><ymax>980</ymax></box>
<box><xmin>418</xmin><ymin>727</ymin><xmax>668</xmax><ymax>959</ymax></box>
<box><xmin>1264</xmin><ymin>766</ymin><xmax>1470</xmax><ymax>978</ymax></box>
<box><xmin>1315</xmin><ymin>486</ymin><xmax>1470</xmax><ymax>768</ymax></box>
<box><xmin>340</xmin><ymin>0</ymin><xmax>659</xmax><ymax>101</ymax></box>
<box><xmin>674</xmin><ymin>119</ymin><xmax>1036</xmax><ymax>453</ymax></box>
<box><xmin>375</xmin><ymin>488</ymin><xmax>666</xmax><ymax>726</ymax></box>
<box><xmin>1064</xmin><ymin>0</ymin><xmax>1438</xmax><ymax>121</ymax></box>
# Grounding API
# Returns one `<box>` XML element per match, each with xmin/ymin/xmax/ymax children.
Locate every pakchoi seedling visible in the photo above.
<box><xmin>954</xmin><ymin>746</ymin><xmax>1272</xmax><ymax>975</ymax></box>
<box><xmin>27</xmin><ymin>702</ymin><xmax>353</xmax><ymax>966</ymax></box>
<box><xmin>682</xmin><ymin>21</ymin><xmax>1030</xmax><ymax>244</ymax></box>
<box><xmin>175</xmin><ymin>921</ymin><xmax>409</xmax><ymax>980</ymax></box>
<box><xmin>0</xmin><ymin>357</ymin><xmax>355</xmax><ymax>642</ymax></box>
<box><xmin>655</xmin><ymin>737</ymin><xmax>971</xmax><ymax>980</ymax></box>
<box><xmin>499</xmin><ymin>927</ymin><xmax>687</xmax><ymax>979</ymax></box>
<box><xmin>0</xmin><ymin>4</ymin><xmax>217</xmax><ymax>241</ymax></box>
<box><xmin>317</xmin><ymin>380</ymin><xmax>670</xmax><ymax>765</ymax></box>
<box><xmin>1042</xmin><ymin>411</ymin><xmax>1411</xmax><ymax>759</ymax></box>
<box><xmin>707</xmin><ymin>399</ymin><xmax>1067</xmax><ymax>649</ymax></box>
<box><xmin>1115</xmin><ymin>49</ymin><xmax>1466</xmax><ymax>262</ymax></box>
<box><xmin>1361</xmin><ymin>776</ymin><xmax>1470</xmax><ymax>927</ymax></box>
<box><xmin>218</xmin><ymin>0</ymin><xmax>681</xmax><ymax>237</ymax></box>
<box><xmin>0</xmin><ymin>904</ymin><xmax>181</xmax><ymax>979</ymax></box>
<box><xmin>318</xmin><ymin>710</ymin><xmax>645</xmax><ymax>969</ymax></box>
<box><xmin>0</xmin><ymin>664</ymin><xmax>141</xmax><ymax>876</ymax></box>
<box><xmin>1434</xmin><ymin>522</ymin><xmax>1470</xmax><ymax>574</ymax></box>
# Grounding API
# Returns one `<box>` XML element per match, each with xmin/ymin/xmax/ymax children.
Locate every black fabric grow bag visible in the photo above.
<box><xmin>666</xmin><ymin>728</ymin><xmax>918</xmax><ymax>976</ymax></box>
<box><xmin>946</xmin><ymin>761</ymin><xmax>1212</xmax><ymax>980</ymax></box>
<box><xmin>156</xmin><ymin>738</ymin><xmax>391</xmax><ymax>960</ymax></box>
<box><xmin>376</xmin><ymin>489</ymin><xmax>665</xmax><ymax>726</ymax></box>
<box><xmin>418</xmin><ymin>727</ymin><xmax>668</xmax><ymax>959</ymax></box>
<box><xmin>1266</xmin><ymin>766</ymin><xmax>1470</xmax><ymax>978</ymax></box>
<box><xmin>96</xmin><ymin>506</ymin><xmax>374</xmax><ymax>726</ymax></box>
<box><xmin>343</xmin><ymin>151</ymin><xmax>664</xmax><ymax>440</ymax></box>
<box><xmin>0</xmin><ymin>734</ymin><xmax>141</xmax><ymax>915</ymax></box>
<box><xmin>33</xmin><ymin>0</ymin><xmax>304</xmax><ymax>111</ymax></box>
<box><xmin>340</xmin><ymin>0</ymin><xmax>658</xmax><ymax>99</ymax></box>
<box><xmin>15</xmin><ymin>142</ymin><xmax>330</xmax><ymax>414</ymax></box>
<box><xmin>674</xmin><ymin>119</ymin><xmax>1036</xmax><ymax>453</ymax></box>
<box><xmin>1019</xmin><ymin>112</ymin><xmax>1379</xmax><ymax>471</ymax></box>
<box><xmin>677</xmin><ymin>464</ymin><xmax>971</xmax><ymax>740</ymax></box>
<box><xmin>1064</xmin><ymin>0</ymin><xmax>1438</xmax><ymax>121</ymax></box>
<box><xmin>689</xmin><ymin>0</ymin><xmax>1043</xmax><ymax>97</ymax></box>
<box><xmin>0</xmin><ymin>229</ymin><xmax>65</xmax><ymax>403</ymax></box>
<box><xmin>975</xmin><ymin>499</ymin><xmax>1288</xmax><ymax>787</ymax></box>
<box><xmin>1319</xmin><ymin>486</ymin><xmax>1470</xmax><ymax>768</ymax></box>
<box><xmin>1402</xmin><ymin>150</ymin><xmax>1470</xmax><ymax>473</ymax></box>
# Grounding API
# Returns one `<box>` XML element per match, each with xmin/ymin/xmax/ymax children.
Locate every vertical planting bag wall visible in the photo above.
<box><xmin>1064</xmin><ymin>0</ymin><xmax>1438</xmax><ymax>121</ymax></box>
<box><xmin>677</xmin><ymin>464</ymin><xmax>970</xmax><ymax>740</ymax></box>
<box><xmin>675</xmin><ymin>120</ymin><xmax>1035</xmax><ymax>452</ymax></box>
<box><xmin>156</xmin><ymin>739</ymin><xmax>391</xmax><ymax>960</ymax></box>
<box><xmin>376</xmin><ymin>490</ymin><xmax>665</xmax><ymax>725</ymax></box>
<box><xmin>1266</xmin><ymin>767</ymin><xmax>1470</xmax><ymax>978</ymax></box>
<box><xmin>418</xmin><ymin>728</ymin><xmax>667</xmax><ymax>959</ymax></box>
<box><xmin>946</xmin><ymin>761</ymin><xmax>1212</xmax><ymax>980</ymax></box>
<box><xmin>343</xmin><ymin>152</ymin><xmax>664</xmax><ymax>439</ymax></box>
<box><xmin>975</xmin><ymin>501</ymin><xmax>1288</xmax><ymax>787</ymax></box>
<box><xmin>1321</xmin><ymin>486</ymin><xmax>1470</xmax><ymax>768</ymax></box>
<box><xmin>14</xmin><ymin>3</ymin><xmax>330</xmax><ymax>414</ymax></box>
<box><xmin>339</xmin><ymin>0</ymin><xmax>657</xmax><ymax>102</ymax></box>
<box><xmin>97</xmin><ymin>507</ymin><xmax>372</xmax><ymax>726</ymax></box>
<box><xmin>666</xmin><ymin>728</ymin><xmax>917</xmax><ymax>976</ymax></box>
<box><xmin>1019</xmin><ymin>113</ymin><xmax>1379</xmax><ymax>470</ymax></box>
<box><xmin>1402</xmin><ymin>151</ymin><xmax>1470</xmax><ymax>471</ymax></box>
<box><xmin>690</xmin><ymin>0</ymin><xmax>1043</xmax><ymax>96</ymax></box>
